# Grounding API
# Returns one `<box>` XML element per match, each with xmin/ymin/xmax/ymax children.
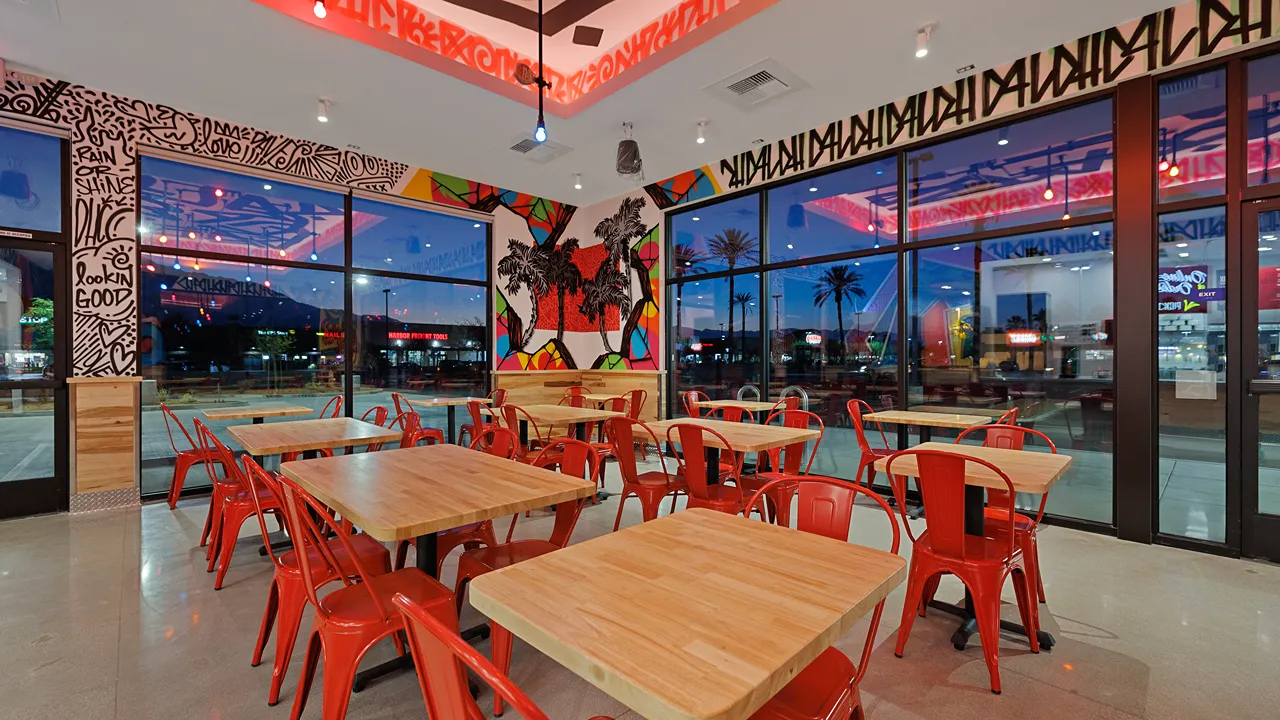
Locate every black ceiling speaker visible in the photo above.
<box><xmin>617</xmin><ymin>122</ymin><xmax>643</xmax><ymax>179</ymax></box>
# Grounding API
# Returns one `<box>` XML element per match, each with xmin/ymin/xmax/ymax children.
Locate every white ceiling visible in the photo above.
<box><xmin>0</xmin><ymin>0</ymin><xmax>1178</xmax><ymax>206</ymax></box>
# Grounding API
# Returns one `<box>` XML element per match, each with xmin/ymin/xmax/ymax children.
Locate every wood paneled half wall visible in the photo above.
<box><xmin>68</xmin><ymin>377</ymin><xmax>142</xmax><ymax>512</ymax></box>
<box><xmin>492</xmin><ymin>370</ymin><xmax>665</xmax><ymax>422</ymax></box>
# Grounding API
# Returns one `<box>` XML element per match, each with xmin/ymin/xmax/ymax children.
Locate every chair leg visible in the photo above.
<box><xmin>317</xmin><ymin>633</ymin><xmax>366</xmax><ymax>720</ymax></box>
<box><xmin>394</xmin><ymin>540</ymin><xmax>409</xmax><ymax>571</ymax></box>
<box><xmin>613</xmin><ymin>493</ymin><xmax>630</xmax><ymax>532</ymax></box>
<box><xmin>168</xmin><ymin>454</ymin><xmax>199</xmax><ymax>509</ymax></box>
<box><xmin>505</xmin><ymin>514</ymin><xmax>519</xmax><ymax>543</ymax></box>
<box><xmin>213</xmin><ymin>509</ymin><xmax>249</xmax><ymax>590</ymax></box>
<box><xmin>1030</xmin><ymin>533</ymin><xmax>1047</xmax><ymax>603</ymax></box>
<box><xmin>268</xmin><ymin>578</ymin><xmax>311</xmax><ymax>706</ymax></box>
<box><xmin>1011</xmin><ymin>569</ymin><xmax>1040</xmax><ymax>654</ymax></box>
<box><xmin>491</xmin><ymin>622</ymin><xmax>514</xmax><ymax>716</ymax></box>
<box><xmin>639</xmin><ymin>494</ymin><xmax>663</xmax><ymax>523</ymax></box>
<box><xmin>252</xmin><ymin>579</ymin><xmax>280</xmax><ymax>667</ymax></box>
<box><xmin>453</xmin><ymin>575</ymin><xmax>471</xmax><ymax>621</ymax></box>
<box><xmin>290</xmin><ymin>631</ymin><xmax>322</xmax><ymax>720</ymax></box>
<box><xmin>919</xmin><ymin>574</ymin><xmax>942</xmax><ymax>617</ymax></box>
<box><xmin>894</xmin><ymin>564</ymin><xmax>928</xmax><ymax>658</ymax></box>
<box><xmin>972</xmin><ymin>582</ymin><xmax>1004</xmax><ymax>694</ymax></box>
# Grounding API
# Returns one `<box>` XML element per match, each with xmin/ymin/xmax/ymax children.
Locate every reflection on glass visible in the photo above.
<box><xmin>0</xmin><ymin>248</ymin><xmax>56</xmax><ymax>381</ymax></box>
<box><xmin>906</xmin><ymin>100</ymin><xmax>1113</xmax><ymax>241</ymax></box>
<box><xmin>1247</xmin><ymin>53</ymin><xmax>1280</xmax><ymax>187</ymax></box>
<box><xmin>351</xmin><ymin>275</ymin><xmax>487</xmax><ymax>406</ymax></box>
<box><xmin>907</xmin><ymin>223</ymin><xmax>1115</xmax><ymax>523</ymax></box>
<box><xmin>766</xmin><ymin>157</ymin><xmax>898</xmax><ymax>261</ymax></box>
<box><xmin>671</xmin><ymin>275</ymin><xmax>761</xmax><ymax>400</ymax></box>
<box><xmin>352</xmin><ymin>197</ymin><xmax>487</xmax><ymax>280</ymax></box>
<box><xmin>1157</xmin><ymin>207</ymin><xmax>1226</xmax><ymax>542</ymax></box>
<box><xmin>139</xmin><ymin>157</ymin><xmax>346</xmax><ymax>265</ymax></box>
<box><xmin>1159</xmin><ymin>69</ymin><xmax>1226</xmax><ymax>202</ymax></box>
<box><xmin>1258</xmin><ymin>209</ymin><xmax>1280</xmax><ymax>516</ymax></box>
<box><xmin>0</xmin><ymin>388</ymin><xmax>56</xmax><ymax>482</ymax></box>
<box><xmin>669</xmin><ymin>195</ymin><xmax>760</xmax><ymax>277</ymax></box>
<box><xmin>0</xmin><ymin>125</ymin><xmax>62</xmax><ymax>233</ymax></box>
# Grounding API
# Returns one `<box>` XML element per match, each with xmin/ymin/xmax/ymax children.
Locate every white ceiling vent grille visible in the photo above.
<box><xmin>705</xmin><ymin>58</ymin><xmax>810</xmax><ymax>112</ymax></box>
<box><xmin>506</xmin><ymin>135</ymin><xmax>573</xmax><ymax>164</ymax></box>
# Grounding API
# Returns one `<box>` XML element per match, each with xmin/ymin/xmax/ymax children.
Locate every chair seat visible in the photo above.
<box><xmin>750</xmin><ymin>647</ymin><xmax>856</xmax><ymax>720</ymax></box>
<box><xmin>279</xmin><ymin>533</ymin><xmax>389</xmax><ymax>580</ymax></box>
<box><xmin>738</xmin><ymin>471</ymin><xmax>801</xmax><ymax>490</ymax></box>
<box><xmin>440</xmin><ymin>521</ymin><xmax>492</xmax><ymax>538</ymax></box>
<box><xmin>916</xmin><ymin>528</ymin><xmax>1023</xmax><ymax>565</ymax></box>
<box><xmin>224</xmin><ymin>485</ymin><xmax>280</xmax><ymax>509</ymax></box>
<box><xmin>458</xmin><ymin>539</ymin><xmax>559</xmax><ymax>574</ymax></box>
<box><xmin>633</xmin><ymin>470</ymin><xmax>680</xmax><ymax>487</ymax></box>
<box><xmin>984</xmin><ymin>507</ymin><xmax>1036</xmax><ymax>532</ymax></box>
<box><xmin>319</xmin><ymin>568</ymin><xmax>452</xmax><ymax>626</ymax></box>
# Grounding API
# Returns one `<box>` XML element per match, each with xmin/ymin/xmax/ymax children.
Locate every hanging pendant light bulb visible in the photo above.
<box><xmin>1158</xmin><ymin>127</ymin><xmax>1171</xmax><ymax>172</ymax></box>
<box><xmin>515</xmin><ymin>1</ymin><xmax>551</xmax><ymax>144</ymax></box>
<box><xmin>1042</xmin><ymin>149</ymin><xmax>1055</xmax><ymax>201</ymax></box>
<box><xmin>173</xmin><ymin>259</ymin><xmax>182</xmax><ymax>270</ymax></box>
<box><xmin>534</xmin><ymin>114</ymin><xmax>547</xmax><ymax>143</ymax></box>
<box><xmin>1060</xmin><ymin>154</ymin><xmax>1071</xmax><ymax>220</ymax></box>
<box><xmin>313</xmin><ymin>0</ymin><xmax>327</xmax><ymax>19</ymax></box>
<box><xmin>1168</xmin><ymin>132</ymin><xmax>1180</xmax><ymax>176</ymax></box>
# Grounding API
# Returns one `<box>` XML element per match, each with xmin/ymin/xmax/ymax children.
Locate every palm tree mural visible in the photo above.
<box><xmin>543</xmin><ymin>237</ymin><xmax>585</xmax><ymax>342</ymax></box>
<box><xmin>706</xmin><ymin>228</ymin><xmax>759</xmax><ymax>359</ymax></box>
<box><xmin>812</xmin><ymin>265</ymin><xmax>866</xmax><ymax>361</ymax></box>
<box><xmin>579</xmin><ymin>265</ymin><xmax>629</xmax><ymax>353</ymax></box>
<box><xmin>733</xmin><ymin>291</ymin><xmax>755</xmax><ymax>359</ymax></box>
<box><xmin>593</xmin><ymin>196</ymin><xmax>648</xmax><ymax>311</ymax></box>
<box><xmin>496</xmin><ymin>239</ymin><xmax>548</xmax><ymax>349</ymax></box>
<box><xmin>671</xmin><ymin>242</ymin><xmax>705</xmax><ymax>348</ymax></box>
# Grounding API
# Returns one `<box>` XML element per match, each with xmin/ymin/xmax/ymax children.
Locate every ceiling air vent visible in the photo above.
<box><xmin>506</xmin><ymin>134</ymin><xmax>573</xmax><ymax>164</ymax></box>
<box><xmin>705</xmin><ymin>58</ymin><xmax>810</xmax><ymax>112</ymax></box>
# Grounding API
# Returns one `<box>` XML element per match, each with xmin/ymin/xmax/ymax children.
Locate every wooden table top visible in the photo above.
<box><xmin>482</xmin><ymin>403</ymin><xmax>626</xmax><ymax>425</ymax></box>
<box><xmin>280</xmin><ymin>444</ymin><xmax>596</xmax><ymax>542</ymax></box>
<box><xmin>691</xmin><ymin>399</ymin><xmax>778</xmax><ymax>413</ymax></box>
<box><xmin>908</xmin><ymin>404</ymin><xmax>1011</xmax><ymax>419</ymax></box>
<box><xmin>405</xmin><ymin>396</ymin><xmax>493</xmax><ymax>408</ymax></box>
<box><xmin>581</xmin><ymin>392</ymin><xmax>633</xmax><ymax>403</ymax></box>
<box><xmin>470</xmin><ymin>509</ymin><xmax>906</xmax><ymax>720</ymax></box>
<box><xmin>872</xmin><ymin>441</ymin><xmax>1072</xmax><ymax>494</ymax></box>
<box><xmin>227</xmin><ymin>417</ymin><xmax>401</xmax><ymax>456</ymax></box>
<box><xmin>646</xmin><ymin>417</ymin><xmax>821</xmax><ymax>453</ymax></box>
<box><xmin>201</xmin><ymin>404</ymin><xmax>314</xmax><ymax>421</ymax></box>
<box><xmin>862</xmin><ymin>410</ymin><xmax>992</xmax><ymax>429</ymax></box>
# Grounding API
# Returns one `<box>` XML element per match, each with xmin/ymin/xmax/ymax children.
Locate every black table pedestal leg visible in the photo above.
<box><xmin>447</xmin><ymin>405</ymin><xmax>457</xmax><ymax>445</ymax></box>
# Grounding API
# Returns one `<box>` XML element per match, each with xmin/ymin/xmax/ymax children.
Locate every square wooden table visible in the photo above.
<box><xmin>226</xmin><ymin>417</ymin><xmax>401</xmax><ymax>457</ymax></box>
<box><xmin>484</xmin><ymin>403</ymin><xmax>626</xmax><ymax>442</ymax></box>
<box><xmin>908</xmin><ymin>404</ymin><xmax>1012</xmax><ymax>419</ymax></box>
<box><xmin>691</xmin><ymin>398</ymin><xmax>778</xmax><ymax>419</ymax></box>
<box><xmin>647</xmin><ymin>417</ymin><xmax>821</xmax><ymax>483</ymax></box>
<box><xmin>580</xmin><ymin>392</ymin><xmax>629</xmax><ymax>404</ymax></box>
<box><xmin>201</xmin><ymin>404</ymin><xmax>313</xmax><ymax>424</ymax></box>
<box><xmin>470</xmin><ymin>509</ymin><xmax>906</xmax><ymax>720</ymax></box>
<box><xmin>281</xmin><ymin>442</ymin><xmax>597</xmax><ymax>690</ymax></box>
<box><xmin>862</xmin><ymin>410</ymin><xmax>991</xmax><ymax>444</ymax></box>
<box><xmin>873</xmin><ymin>441</ymin><xmax>1072</xmax><ymax>650</ymax></box>
<box><xmin>404</xmin><ymin>396</ymin><xmax>492</xmax><ymax>445</ymax></box>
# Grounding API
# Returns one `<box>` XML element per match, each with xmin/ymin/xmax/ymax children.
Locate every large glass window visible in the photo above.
<box><xmin>139</xmin><ymin>157</ymin><xmax>346</xmax><ymax>265</ymax></box>
<box><xmin>1159</xmin><ymin>69</ymin><xmax>1227</xmax><ymax>202</ymax></box>
<box><xmin>0</xmin><ymin>124</ymin><xmax>62</xmax><ymax>233</ymax></box>
<box><xmin>766</xmin><ymin>157</ymin><xmax>897</xmax><ymax>262</ymax></box>
<box><xmin>1156</xmin><ymin>207</ymin><xmax>1226</xmax><ymax>542</ymax></box>
<box><xmin>0</xmin><ymin>247</ymin><xmax>56</xmax><ymax>381</ymax></box>
<box><xmin>907</xmin><ymin>222</ymin><xmax>1115</xmax><ymax>523</ymax></box>
<box><xmin>906</xmin><ymin>100</ymin><xmax>1113</xmax><ymax>241</ymax></box>
<box><xmin>669</xmin><ymin>195</ymin><xmax>760</xmax><ymax>277</ymax></box>
<box><xmin>671</xmin><ymin>274</ymin><xmax>762</xmax><ymax>400</ymax></box>
<box><xmin>352</xmin><ymin>197</ymin><xmax>486</xmax><ymax>280</ymax></box>
<box><xmin>1247</xmin><ymin>52</ymin><xmax>1280</xmax><ymax>187</ymax></box>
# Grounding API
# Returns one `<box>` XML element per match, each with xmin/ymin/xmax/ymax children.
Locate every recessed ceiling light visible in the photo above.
<box><xmin>317</xmin><ymin>98</ymin><xmax>330</xmax><ymax>123</ymax></box>
<box><xmin>263</xmin><ymin>184</ymin><xmax>272</xmax><ymax>190</ymax></box>
<box><xmin>1261</xmin><ymin>246</ymin><xmax>1274</xmax><ymax>252</ymax></box>
<box><xmin>915</xmin><ymin>24</ymin><xmax>934</xmax><ymax>58</ymax></box>
<box><xmin>1176</xmin><ymin>242</ymin><xmax>1188</xmax><ymax>247</ymax></box>
<box><xmin>1093</xmin><ymin>230</ymin><xmax>1101</xmax><ymax>236</ymax></box>
<box><xmin>696</xmin><ymin>120</ymin><xmax>707</xmax><ymax>145</ymax></box>
<box><xmin>573</xmin><ymin>173</ymin><xmax>583</xmax><ymax>190</ymax></box>
<box><xmin>1178</xmin><ymin>252</ymin><xmax>1190</xmax><ymax>257</ymax></box>
<box><xmin>940</xmin><ymin>285</ymin><xmax>952</xmax><ymax>290</ymax></box>
<box><xmin>692</xmin><ymin>216</ymin><xmax>700</xmax><ymax>222</ymax></box>
<box><xmin>809</xmin><ymin>187</ymin><xmax>818</xmax><ymax>193</ymax></box>
<box><xmin>787</xmin><ymin>244</ymin><xmax>794</xmax><ymax>249</ymax></box>
<box><xmin>356</xmin><ymin>276</ymin><xmax>369</xmax><ymax>285</ymax></box>
<box><xmin>961</xmin><ymin>291</ymin><xmax>971</xmax><ymax>296</ymax></box>
<box><xmin>1042</xmin><ymin>257</ymin><xmax>1052</xmax><ymax>262</ymax></box>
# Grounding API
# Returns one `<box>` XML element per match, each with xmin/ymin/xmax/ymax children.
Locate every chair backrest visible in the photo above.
<box><xmin>770</xmin><ymin>396</ymin><xmax>800</xmax><ymax>415</ymax></box>
<box><xmin>846</xmin><ymin>399</ymin><xmax>889</xmax><ymax>455</ymax></box>
<box><xmin>953</xmin><ymin>425</ymin><xmax>1057</xmax><ymax>522</ymax></box>
<box><xmin>499</xmin><ymin>404</ymin><xmax>546</xmax><ymax>448</ymax></box>
<box><xmin>321</xmin><ymin>395</ymin><xmax>344</xmax><ymax>418</ymax></box>
<box><xmin>665</xmin><ymin>422</ymin><xmax>740</xmax><ymax>502</ymax></box>
<box><xmin>388</xmin><ymin>410</ymin><xmax>423</xmax><ymax>449</ymax></box>
<box><xmin>761</xmin><ymin>409</ymin><xmax>824</xmax><ymax>476</ymax></box>
<box><xmin>993</xmin><ymin>406</ymin><xmax>1020</xmax><ymax>425</ymax></box>
<box><xmin>564</xmin><ymin>385</ymin><xmax>589</xmax><ymax>397</ymax></box>
<box><xmin>707</xmin><ymin>406</ymin><xmax>754</xmax><ymax>424</ymax></box>
<box><xmin>884</xmin><ymin>449</ymin><xmax>1016</xmax><ymax>562</ymax></box>
<box><xmin>159</xmin><ymin>403</ymin><xmax>198</xmax><ymax>455</ymax></box>
<box><xmin>390</xmin><ymin>392</ymin><xmax>408</xmax><ymax>416</ymax></box>
<box><xmin>470</xmin><ymin>426</ymin><xmax>519</xmax><ymax>459</ymax></box>
<box><xmin>240</xmin><ymin>454</ymin><xmax>288</xmax><ymax>566</ymax></box>
<box><xmin>466</xmin><ymin>400</ymin><xmax>488</xmax><ymax>430</ymax></box>
<box><xmin>392</xmin><ymin>593</ymin><xmax>552</xmax><ymax>720</ymax></box>
<box><xmin>192</xmin><ymin>417</ymin><xmax>243</xmax><ymax>491</ymax></box>
<box><xmin>682</xmin><ymin>390</ymin><xmax>710</xmax><ymax>418</ymax></box>
<box><xmin>741</xmin><ymin>476</ymin><xmax>901</xmax><ymax>685</ymax></box>
<box><xmin>488</xmin><ymin>388</ymin><xmax>509</xmax><ymax>407</ymax></box>
<box><xmin>558</xmin><ymin>394</ymin><xmax>588</xmax><ymax>409</ymax></box>
<box><xmin>360</xmin><ymin>405</ymin><xmax>389</xmax><ymax>426</ymax></box>
<box><xmin>625</xmin><ymin>389</ymin><xmax>647</xmax><ymax>421</ymax></box>
<box><xmin>275</xmin><ymin>473</ymin><xmax>387</xmax><ymax>617</ymax></box>
<box><xmin>605</xmin><ymin>418</ymin><xmax>669</xmax><ymax>486</ymax></box>
<box><xmin>529</xmin><ymin>439</ymin><xmax>596</xmax><ymax>547</ymax></box>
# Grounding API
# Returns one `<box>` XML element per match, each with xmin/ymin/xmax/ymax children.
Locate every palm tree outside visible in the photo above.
<box><xmin>671</xmin><ymin>242</ymin><xmax>705</xmax><ymax>349</ymax></box>
<box><xmin>706</xmin><ymin>228</ymin><xmax>759</xmax><ymax>361</ymax></box>
<box><xmin>733</xmin><ymin>291</ymin><xmax>755</xmax><ymax>361</ymax></box>
<box><xmin>812</xmin><ymin>264</ymin><xmax>866</xmax><ymax>362</ymax></box>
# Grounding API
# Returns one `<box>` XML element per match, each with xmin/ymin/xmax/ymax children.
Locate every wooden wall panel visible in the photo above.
<box><xmin>493</xmin><ymin>371</ymin><xmax>666</xmax><ymax>422</ymax></box>
<box><xmin>69</xmin><ymin>378</ymin><xmax>140</xmax><ymax>495</ymax></box>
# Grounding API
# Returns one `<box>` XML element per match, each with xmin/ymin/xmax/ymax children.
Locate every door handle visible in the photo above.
<box><xmin>1249</xmin><ymin>379</ymin><xmax>1280</xmax><ymax>395</ymax></box>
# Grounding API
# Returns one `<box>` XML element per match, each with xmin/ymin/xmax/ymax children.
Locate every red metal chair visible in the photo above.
<box><xmin>160</xmin><ymin>403</ymin><xmax>219</xmax><ymax>509</ymax></box>
<box><xmin>742</xmin><ymin>476</ymin><xmax>900</xmax><ymax>720</ymax></box>
<box><xmin>564</xmin><ymin>385</ymin><xmax>591</xmax><ymax>397</ymax></box>
<box><xmin>459</xmin><ymin>389</ymin><xmax>506</xmax><ymax>447</ymax></box>
<box><xmin>276</xmin><ymin>473</ymin><xmax>457</xmax><ymax>720</ymax></box>
<box><xmin>386</xmin><ymin>410</ymin><xmax>444</xmax><ymax>449</ymax></box>
<box><xmin>625</xmin><ymin>388</ymin><xmax>649</xmax><ymax>459</ymax></box>
<box><xmin>886</xmin><ymin>449</ymin><xmax>1040</xmax><ymax>694</ymax></box>
<box><xmin>357</xmin><ymin>406</ymin><xmax>390</xmax><ymax>452</ymax></box>
<box><xmin>391</xmin><ymin>593</ymin><xmax>616</xmax><ymax>720</ymax></box>
<box><xmin>497</xmin><ymin>403</ymin><xmax>560</xmax><ymax>460</ymax></box>
<box><xmin>193</xmin><ymin>418</ymin><xmax>283</xmax><ymax>590</ymax></box>
<box><xmin>665</xmin><ymin>422</ymin><xmax>750</xmax><ymax>515</ymax></box>
<box><xmin>587</xmin><ymin>396</ymin><xmax>630</xmax><ymax>487</ymax></box>
<box><xmin>993</xmin><ymin>406</ymin><xmax>1020</xmax><ymax>426</ymax></box>
<box><xmin>281</xmin><ymin>395</ymin><xmax>344</xmax><ymax>463</ymax></box>
<box><xmin>737</xmin><ymin>410</ymin><xmax>824</xmax><ymax>527</ymax></box>
<box><xmin>847</xmin><ymin>399</ymin><xmax>893</xmax><ymax>488</ymax></box>
<box><xmin>682</xmin><ymin>389</ymin><xmax>711</xmax><ymax>417</ymax></box>
<box><xmin>453</xmin><ymin>439</ymin><xmax>596</xmax><ymax>716</ymax></box>
<box><xmin>241</xmin><ymin>456</ymin><xmax>391</xmax><ymax>707</ymax></box>
<box><xmin>608</xmin><ymin>418</ymin><xmax>687</xmax><ymax>530</ymax></box>
<box><xmin>769</xmin><ymin>395</ymin><xmax>801</xmax><ymax>416</ymax></box>
<box><xmin>950</xmin><ymin>425</ymin><xmax>1057</xmax><ymax>607</ymax></box>
<box><xmin>393</xmin><ymin>427</ymin><xmax>518</xmax><ymax>573</ymax></box>
<box><xmin>391</xmin><ymin>391</ymin><xmax>409</xmax><ymax>416</ymax></box>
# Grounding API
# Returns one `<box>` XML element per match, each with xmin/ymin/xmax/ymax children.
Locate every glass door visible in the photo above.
<box><xmin>0</xmin><ymin>239</ymin><xmax>67</xmax><ymax>518</ymax></box>
<box><xmin>1243</xmin><ymin>201</ymin><xmax>1280</xmax><ymax>560</ymax></box>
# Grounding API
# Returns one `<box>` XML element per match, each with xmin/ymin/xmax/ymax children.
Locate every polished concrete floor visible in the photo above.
<box><xmin>4</xmin><ymin>462</ymin><xmax>1278</xmax><ymax>720</ymax></box>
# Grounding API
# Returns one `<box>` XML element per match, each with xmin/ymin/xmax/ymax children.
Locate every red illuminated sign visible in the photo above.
<box><xmin>1005</xmin><ymin>330</ymin><xmax>1042</xmax><ymax>347</ymax></box>
<box><xmin>388</xmin><ymin>332</ymin><xmax>449</xmax><ymax>341</ymax></box>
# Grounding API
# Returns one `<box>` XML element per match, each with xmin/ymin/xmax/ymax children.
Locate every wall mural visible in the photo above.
<box><xmin>494</xmin><ymin>189</ymin><xmax>662</xmax><ymax>371</ymax></box>
<box><xmin>0</xmin><ymin>70</ymin><xmax>580</xmax><ymax>376</ymax></box>
<box><xmin>646</xmin><ymin>0</ymin><xmax>1280</xmax><ymax>207</ymax></box>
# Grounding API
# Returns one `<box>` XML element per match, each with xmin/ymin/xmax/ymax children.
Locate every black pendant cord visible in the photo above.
<box><xmin>538</xmin><ymin>0</ymin><xmax>545</xmax><ymax>126</ymax></box>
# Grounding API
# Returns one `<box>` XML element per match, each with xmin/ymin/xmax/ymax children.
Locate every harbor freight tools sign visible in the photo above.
<box><xmin>1158</xmin><ymin>265</ymin><xmax>1214</xmax><ymax>313</ymax></box>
